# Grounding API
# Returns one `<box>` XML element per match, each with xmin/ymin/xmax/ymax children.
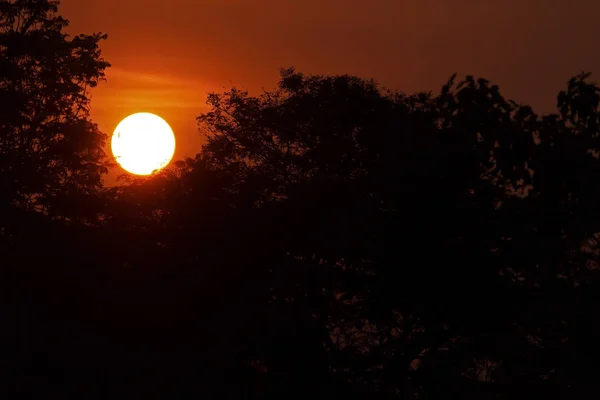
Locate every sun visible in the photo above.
<box><xmin>111</xmin><ymin>112</ymin><xmax>176</xmax><ymax>175</ymax></box>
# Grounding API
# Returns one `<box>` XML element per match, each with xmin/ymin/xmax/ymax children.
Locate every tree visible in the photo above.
<box><xmin>0</xmin><ymin>3</ymin><xmax>111</xmax><ymax>396</ymax></box>
<box><xmin>0</xmin><ymin>0</ymin><xmax>110</xmax><ymax>222</ymax></box>
<box><xmin>196</xmin><ymin>68</ymin><xmax>466</xmax><ymax>397</ymax></box>
<box><xmin>194</xmin><ymin>68</ymin><xmax>600</xmax><ymax>398</ymax></box>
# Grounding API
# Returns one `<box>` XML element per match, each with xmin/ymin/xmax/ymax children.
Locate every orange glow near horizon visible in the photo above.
<box><xmin>111</xmin><ymin>113</ymin><xmax>176</xmax><ymax>175</ymax></box>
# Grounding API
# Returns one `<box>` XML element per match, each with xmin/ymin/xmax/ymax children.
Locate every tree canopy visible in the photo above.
<box><xmin>0</xmin><ymin>0</ymin><xmax>110</xmax><ymax>221</ymax></box>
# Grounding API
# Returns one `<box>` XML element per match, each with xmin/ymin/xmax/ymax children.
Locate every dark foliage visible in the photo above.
<box><xmin>0</xmin><ymin>0</ymin><xmax>110</xmax><ymax>221</ymax></box>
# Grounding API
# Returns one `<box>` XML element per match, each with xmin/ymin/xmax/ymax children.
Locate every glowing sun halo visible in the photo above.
<box><xmin>111</xmin><ymin>112</ymin><xmax>176</xmax><ymax>175</ymax></box>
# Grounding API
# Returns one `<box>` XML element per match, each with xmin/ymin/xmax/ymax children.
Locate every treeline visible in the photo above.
<box><xmin>2</xmin><ymin>1</ymin><xmax>600</xmax><ymax>399</ymax></box>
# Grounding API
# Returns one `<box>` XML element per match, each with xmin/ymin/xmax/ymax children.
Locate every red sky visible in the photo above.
<box><xmin>58</xmin><ymin>0</ymin><xmax>600</xmax><ymax>182</ymax></box>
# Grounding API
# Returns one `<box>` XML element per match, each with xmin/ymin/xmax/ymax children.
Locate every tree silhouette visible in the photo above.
<box><xmin>0</xmin><ymin>2</ymin><xmax>114</xmax><ymax>397</ymax></box>
<box><xmin>191</xmin><ymin>68</ymin><xmax>600</xmax><ymax>398</ymax></box>
<box><xmin>0</xmin><ymin>0</ymin><xmax>110</xmax><ymax>222</ymax></box>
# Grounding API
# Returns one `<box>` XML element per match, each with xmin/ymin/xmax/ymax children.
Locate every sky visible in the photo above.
<box><xmin>58</xmin><ymin>0</ymin><xmax>600</xmax><ymax>182</ymax></box>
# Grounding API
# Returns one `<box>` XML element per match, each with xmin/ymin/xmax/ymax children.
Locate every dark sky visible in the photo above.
<box><xmin>59</xmin><ymin>0</ymin><xmax>600</xmax><ymax>175</ymax></box>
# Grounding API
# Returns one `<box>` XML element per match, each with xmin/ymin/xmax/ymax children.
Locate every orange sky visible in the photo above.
<box><xmin>58</xmin><ymin>0</ymin><xmax>600</xmax><ymax>183</ymax></box>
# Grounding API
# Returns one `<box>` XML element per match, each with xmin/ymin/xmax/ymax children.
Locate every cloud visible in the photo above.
<box><xmin>91</xmin><ymin>67</ymin><xmax>216</xmax><ymax>111</ymax></box>
<box><xmin>92</xmin><ymin>88</ymin><xmax>208</xmax><ymax>110</ymax></box>
<box><xmin>106</xmin><ymin>67</ymin><xmax>193</xmax><ymax>87</ymax></box>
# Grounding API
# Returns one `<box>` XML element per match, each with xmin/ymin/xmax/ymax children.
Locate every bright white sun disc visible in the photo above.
<box><xmin>111</xmin><ymin>112</ymin><xmax>176</xmax><ymax>175</ymax></box>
